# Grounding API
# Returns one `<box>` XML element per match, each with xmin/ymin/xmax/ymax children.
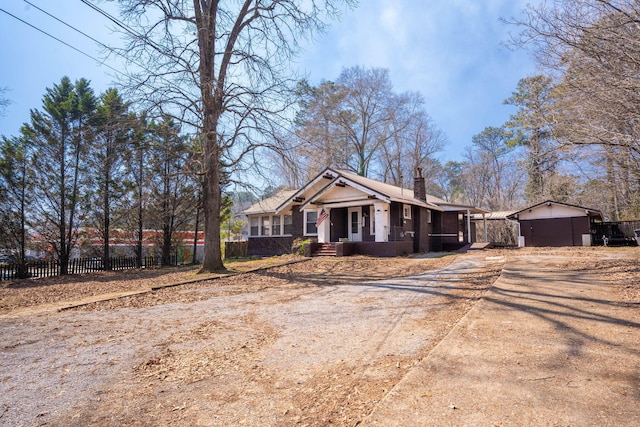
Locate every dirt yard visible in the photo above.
<box><xmin>0</xmin><ymin>248</ymin><xmax>638</xmax><ymax>426</ymax></box>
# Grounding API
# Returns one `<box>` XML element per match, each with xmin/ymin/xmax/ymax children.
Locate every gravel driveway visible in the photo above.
<box><xmin>0</xmin><ymin>255</ymin><xmax>500</xmax><ymax>426</ymax></box>
<box><xmin>2</xmin><ymin>248</ymin><xmax>637</xmax><ymax>426</ymax></box>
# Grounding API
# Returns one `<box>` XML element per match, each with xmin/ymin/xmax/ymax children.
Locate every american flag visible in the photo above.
<box><xmin>315</xmin><ymin>208</ymin><xmax>328</xmax><ymax>227</ymax></box>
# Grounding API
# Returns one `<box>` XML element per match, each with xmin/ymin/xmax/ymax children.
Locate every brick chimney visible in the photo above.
<box><xmin>413</xmin><ymin>167</ymin><xmax>426</xmax><ymax>202</ymax></box>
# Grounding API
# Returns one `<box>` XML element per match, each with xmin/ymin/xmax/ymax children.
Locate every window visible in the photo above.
<box><xmin>370</xmin><ymin>206</ymin><xmax>375</xmax><ymax>235</ymax></box>
<box><xmin>403</xmin><ymin>204</ymin><xmax>412</xmax><ymax>220</ymax></box>
<box><xmin>304</xmin><ymin>210</ymin><xmax>318</xmax><ymax>235</ymax></box>
<box><xmin>249</xmin><ymin>214</ymin><xmax>292</xmax><ymax>237</ymax></box>
<box><xmin>427</xmin><ymin>209</ymin><xmax>432</xmax><ymax>224</ymax></box>
<box><xmin>351</xmin><ymin>210</ymin><xmax>359</xmax><ymax>234</ymax></box>
<box><xmin>250</xmin><ymin>217</ymin><xmax>259</xmax><ymax>236</ymax></box>
<box><xmin>261</xmin><ymin>216</ymin><xmax>270</xmax><ymax>236</ymax></box>
<box><xmin>272</xmin><ymin>215</ymin><xmax>281</xmax><ymax>235</ymax></box>
<box><xmin>283</xmin><ymin>214</ymin><xmax>293</xmax><ymax>235</ymax></box>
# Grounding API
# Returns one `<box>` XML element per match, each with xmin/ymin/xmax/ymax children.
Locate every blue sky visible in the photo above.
<box><xmin>0</xmin><ymin>0</ymin><xmax>539</xmax><ymax>163</ymax></box>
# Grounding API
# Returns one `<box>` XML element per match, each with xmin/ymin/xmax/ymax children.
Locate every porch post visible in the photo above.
<box><xmin>317</xmin><ymin>207</ymin><xmax>330</xmax><ymax>243</ymax></box>
<box><xmin>483</xmin><ymin>213</ymin><xmax>487</xmax><ymax>242</ymax></box>
<box><xmin>374</xmin><ymin>202</ymin><xmax>389</xmax><ymax>242</ymax></box>
<box><xmin>467</xmin><ymin>209</ymin><xmax>472</xmax><ymax>244</ymax></box>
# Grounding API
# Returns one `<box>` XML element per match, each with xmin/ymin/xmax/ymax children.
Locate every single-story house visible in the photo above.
<box><xmin>507</xmin><ymin>200</ymin><xmax>603</xmax><ymax>247</ymax></box>
<box><xmin>243</xmin><ymin>167</ymin><xmax>488</xmax><ymax>257</ymax></box>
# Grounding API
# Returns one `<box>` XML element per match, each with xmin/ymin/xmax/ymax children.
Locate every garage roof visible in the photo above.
<box><xmin>507</xmin><ymin>200</ymin><xmax>603</xmax><ymax>221</ymax></box>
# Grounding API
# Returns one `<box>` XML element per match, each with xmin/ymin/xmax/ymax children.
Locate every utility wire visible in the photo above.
<box><xmin>0</xmin><ymin>6</ymin><xmax>125</xmax><ymax>77</ymax></box>
<box><xmin>14</xmin><ymin>1</ymin><xmax>175</xmax><ymax>92</ymax></box>
<box><xmin>79</xmin><ymin>0</ymin><xmax>171</xmax><ymax>56</ymax></box>
<box><xmin>79</xmin><ymin>0</ymin><xmax>146</xmax><ymax>41</ymax></box>
<box><xmin>23</xmin><ymin>0</ymin><xmax>106</xmax><ymax>50</ymax></box>
<box><xmin>6</xmin><ymin>1</ymin><xmax>307</xmax><ymax>145</ymax></box>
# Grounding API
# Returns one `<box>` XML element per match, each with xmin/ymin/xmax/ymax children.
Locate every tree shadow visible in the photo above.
<box><xmin>483</xmin><ymin>263</ymin><xmax>640</xmax><ymax>359</ymax></box>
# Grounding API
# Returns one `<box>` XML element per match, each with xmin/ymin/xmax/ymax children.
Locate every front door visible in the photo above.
<box><xmin>348</xmin><ymin>207</ymin><xmax>362</xmax><ymax>242</ymax></box>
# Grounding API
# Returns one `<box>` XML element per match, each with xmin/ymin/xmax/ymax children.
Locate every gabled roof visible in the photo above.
<box><xmin>274</xmin><ymin>168</ymin><xmax>343</xmax><ymax>213</ymax></box>
<box><xmin>299</xmin><ymin>169</ymin><xmax>444</xmax><ymax>211</ymax></box>
<box><xmin>243</xmin><ymin>167</ymin><xmax>488</xmax><ymax>216</ymax></box>
<box><xmin>507</xmin><ymin>200</ymin><xmax>603</xmax><ymax>220</ymax></box>
<box><xmin>242</xmin><ymin>189</ymin><xmax>297</xmax><ymax>215</ymax></box>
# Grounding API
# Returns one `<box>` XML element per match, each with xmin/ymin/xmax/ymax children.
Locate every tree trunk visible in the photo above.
<box><xmin>192</xmin><ymin>204</ymin><xmax>200</xmax><ymax>265</ymax></box>
<box><xmin>103</xmin><ymin>188</ymin><xmax>111</xmax><ymax>270</ymax></box>
<box><xmin>59</xmin><ymin>133</ymin><xmax>69</xmax><ymax>276</ymax></box>
<box><xmin>103</xmin><ymin>143</ymin><xmax>111</xmax><ymax>271</ymax></box>
<box><xmin>201</xmin><ymin>129</ymin><xmax>224</xmax><ymax>272</ymax></box>
<box><xmin>196</xmin><ymin>1</ymin><xmax>225</xmax><ymax>273</ymax></box>
<box><xmin>16</xmin><ymin>164</ymin><xmax>29</xmax><ymax>279</ymax></box>
<box><xmin>162</xmin><ymin>223</ymin><xmax>172</xmax><ymax>266</ymax></box>
<box><xmin>136</xmin><ymin>144</ymin><xmax>144</xmax><ymax>268</ymax></box>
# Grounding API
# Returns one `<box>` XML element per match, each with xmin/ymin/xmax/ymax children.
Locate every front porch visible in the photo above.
<box><xmin>314</xmin><ymin>202</ymin><xmax>392</xmax><ymax>245</ymax></box>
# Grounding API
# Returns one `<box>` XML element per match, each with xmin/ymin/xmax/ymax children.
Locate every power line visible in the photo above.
<box><xmin>79</xmin><ymin>0</ymin><xmax>146</xmax><ymax>41</ymax></box>
<box><xmin>0</xmin><ymin>5</ymin><xmax>125</xmax><ymax>77</ymax></box>
<box><xmin>5</xmin><ymin>1</ymin><xmax>309</xmax><ymax>146</ymax></box>
<box><xmin>23</xmin><ymin>0</ymin><xmax>106</xmax><ymax>50</ymax></box>
<box><xmin>12</xmin><ymin>1</ymin><xmax>172</xmax><ymax>91</ymax></box>
<box><xmin>79</xmin><ymin>0</ymin><xmax>170</xmax><ymax>56</ymax></box>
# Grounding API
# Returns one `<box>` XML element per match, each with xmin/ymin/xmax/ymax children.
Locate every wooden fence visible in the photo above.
<box><xmin>0</xmin><ymin>254</ymin><xmax>188</xmax><ymax>281</ymax></box>
<box><xmin>224</xmin><ymin>241</ymin><xmax>248</xmax><ymax>258</ymax></box>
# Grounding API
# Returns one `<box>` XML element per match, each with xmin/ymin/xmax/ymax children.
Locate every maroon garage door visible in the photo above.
<box><xmin>520</xmin><ymin>217</ymin><xmax>589</xmax><ymax>247</ymax></box>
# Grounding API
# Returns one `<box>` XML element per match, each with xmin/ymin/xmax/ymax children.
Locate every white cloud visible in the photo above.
<box><xmin>297</xmin><ymin>0</ymin><xmax>541</xmax><ymax>157</ymax></box>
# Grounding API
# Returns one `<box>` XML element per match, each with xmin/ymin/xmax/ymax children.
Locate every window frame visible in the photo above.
<box><xmin>283</xmin><ymin>214</ymin><xmax>293</xmax><ymax>235</ymax></box>
<box><xmin>403</xmin><ymin>204</ymin><xmax>412</xmax><ymax>220</ymax></box>
<box><xmin>370</xmin><ymin>205</ymin><xmax>375</xmax><ymax>235</ymax></box>
<box><xmin>250</xmin><ymin>217</ymin><xmax>259</xmax><ymax>236</ymax></box>
<box><xmin>304</xmin><ymin>209</ymin><xmax>318</xmax><ymax>236</ymax></box>
<box><xmin>261</xmin><ymin>216</ymin><xmax>271</xmax><ymax>236</ymax></box>
<box><xmin>248</xmin><ymin>214</ymin><xmax>294</xmax><ymax>237</ymax></box>
<box><xmin>272</xmin><ymin>215</ymin><xmax>281</xmax><ymax>236</ymax></box>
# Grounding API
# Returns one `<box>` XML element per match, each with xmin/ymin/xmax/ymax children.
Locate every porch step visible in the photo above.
<box><xmin>313</xmin><ymin>243</ymin><xmax>337</xmax><ymax>257</ymax></box>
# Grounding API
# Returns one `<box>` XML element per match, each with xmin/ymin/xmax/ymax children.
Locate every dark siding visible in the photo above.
<box><xmin>362</xmin><ymin>205</ymin><xmax>375</xmax><ymax>242</ymax></box>
<box><xmin>247</xmin><ymin>236</ymin><xmax>294</xmax><ymax>256</ymax></box>
<box><xmin>442</xmin><ymin>212</ymin><xmax>463</xmax><ymax>250</ymax></box>
<box><xmin>247</xmin><ymin>206</ymin><xmax>304</xmax><ymax>257</ymax></box>
<box><xmin>442</xmin><ymin>212</ymin><xmax>459</xmax><ymax>234</ymax></box>
<box><xmin>354</xmin><ymin>241</ymin><xmax>413</xmax><ymax>257</ymax></box>
<box><xmin>390</xmin><ymin>202</ymin><xmax>402</xmax><ymax>227</ymax></box>
<box><xmin>291</xmin><ymin>205</ymin><xmax>304</xmax><ymax>237</ymax></box>
<box><xmin>388</xmin><ymin>202</ymin><xmax>414</xmax><ymax>242</ymax></box>
<box><xmin>413</xmin><ymin>206</ymin><xmax>431</xmax><ymax>253</ymax></box>
<box><xmin>431</xmin><ymin>211</ymin><xmax>443</xmax><ymax>251</ymax></box>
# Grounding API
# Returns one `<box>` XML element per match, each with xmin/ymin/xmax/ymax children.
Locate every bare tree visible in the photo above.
<box><xmin>114</xmin><ymin>1</ymin><xmax>354</xmax><ymax>272</ymax></box>
<box><xmin>459</xmin><ymin>127</ymin><xmax>523</xmax><ymax>210</ymax></box>
<box><xmin>378</xmin><ymin>92</ymin><xmax>447</xmax><ymax>187</ymax></box>
<box><xmin>509</xmin><ymin>0</ymin><xmax>640</xmax><ymax>214</ymax></box>
<box><xmin>294</xmin><ymin>67</ymin><xmax>445</xmax><ymax>181</ymax></box>
<box><xmin>294</xmin><ymin>79</ymin><xmax>352</xmax><ymax>179</ymax></box>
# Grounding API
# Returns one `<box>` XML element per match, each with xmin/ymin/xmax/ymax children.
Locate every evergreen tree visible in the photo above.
<box><xmin>22</xmin><ymin>77</ymin><xmax>96</xmax><ymax>275</ymax></box>
<box><xmin>0</xmin><ymin>136</ymin><xmax>33</xmax><ymax>278</ymax></box>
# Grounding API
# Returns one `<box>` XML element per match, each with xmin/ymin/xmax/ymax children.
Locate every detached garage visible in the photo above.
<box><xmin>507</xmin><ymin>200</ymin><xmax>603</xmax><ymax>247</ymax></box>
